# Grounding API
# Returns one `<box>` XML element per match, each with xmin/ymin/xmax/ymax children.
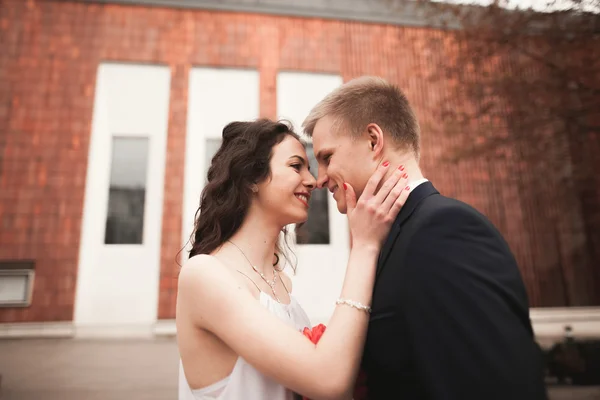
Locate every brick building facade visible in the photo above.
<box><xmin>0</xmin><ymin>0</ymin><xmax>598</xmax><ymax>338</ymax></box>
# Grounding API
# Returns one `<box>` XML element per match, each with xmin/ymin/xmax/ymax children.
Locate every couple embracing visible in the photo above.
<box><xmin>176</xmin><ymin>76</ymin><xmax>547</xmax><ymax>400</ymax></box>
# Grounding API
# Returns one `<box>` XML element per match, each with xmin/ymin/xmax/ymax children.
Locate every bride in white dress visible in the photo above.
<box><xmin>176</xmin><ymin>119</ymin><xmax>409</xmax><ymax>400</ymax></box>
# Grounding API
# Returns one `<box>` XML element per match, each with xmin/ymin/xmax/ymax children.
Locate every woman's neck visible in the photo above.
<box><xmin>226</xmin><ymin>206</ymin><xmax>282</xmax><ymax>275</ymax></box>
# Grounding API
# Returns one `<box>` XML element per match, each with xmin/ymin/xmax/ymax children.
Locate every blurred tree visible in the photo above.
<box><xmin>382</xmin><ymin>0</ymin><xmax>599</xmax><ymax>306</ymax></box>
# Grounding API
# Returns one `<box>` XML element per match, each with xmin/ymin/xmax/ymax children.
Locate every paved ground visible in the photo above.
<box><xmin>0</xmin><ymin>338</ymin><xmax>179</xmax><ymax>400</ymax></box>
<box><xmin>0</xmin><ymin>338</ymin><xmax>599</xmax><ymax>400</ymax></box>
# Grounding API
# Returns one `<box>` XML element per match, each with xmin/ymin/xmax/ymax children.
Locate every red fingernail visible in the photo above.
<box><xmin>382</xmin><ymin>161</ymin><xmax>390</xmax><ymax>167</ymax></box>
<box><xmin>343</xmin><ymin>183</ymin><xmax>348</xmax><ymax>190</ymax></box>
<box><xmin>402</xmin><ymin>173</ymin><xmax>408</xmax><ymax>178</ymax></box>
<box><xmin>405</xmin><ymin>186</ymin><xmax>410</xmax><ymax>191</ymax></box>
<box><xmin>399</xmin><ymin>165</ymin><xmax>405</xmax><ymax>171</ymax></box>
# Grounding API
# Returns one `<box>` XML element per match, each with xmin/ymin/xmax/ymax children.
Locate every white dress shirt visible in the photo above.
<box><xmin>407</xmin><ymin>178</ymin><xmax>429</xmax><ymax>192</ymax></box>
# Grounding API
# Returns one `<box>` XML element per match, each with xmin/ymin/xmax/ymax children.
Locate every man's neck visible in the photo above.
<box><xmin>381</xmin><ymin>152</ymin><xmax>424</xmax><ymax>185</ymax></box>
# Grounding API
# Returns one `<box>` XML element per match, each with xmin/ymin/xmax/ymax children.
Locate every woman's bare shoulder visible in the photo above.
<box><xmin>180</xmin><ymin>253</ymin><xmax>222</xmax><ymax>274</ymax></box>
<box><xmin>178</xmin><ymin>254</ymin><xmax>232</xmax><ymax>294</ymax></box>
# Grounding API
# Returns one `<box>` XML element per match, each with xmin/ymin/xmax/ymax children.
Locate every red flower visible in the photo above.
<box><xmin>300</xmin><ymin>324</ymin><xmax>368</xmax><ymax>400</ymax></box>
<box><xmin>302</xmin><ymin>323</ymin><xmax>326</xmax><ymax>344</ymax></box>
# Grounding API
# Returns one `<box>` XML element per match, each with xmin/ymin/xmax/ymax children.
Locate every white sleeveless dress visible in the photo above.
<box><xmin>178</xmin><ymin>291</ymin><xmax>312</xmax><ymax>400</ymax></box>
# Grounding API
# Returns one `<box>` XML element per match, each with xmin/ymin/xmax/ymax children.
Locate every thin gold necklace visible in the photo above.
<box><xmin>227</xmin><ymin>240</ymin><xmax>281</xmax><ymax>303</ymax></box>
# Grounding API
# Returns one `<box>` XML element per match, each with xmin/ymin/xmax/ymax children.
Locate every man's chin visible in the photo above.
<box><xmin>335</xmin><ymin>202</ymin><xmax>347</xmax><ymax>214</ymax></box>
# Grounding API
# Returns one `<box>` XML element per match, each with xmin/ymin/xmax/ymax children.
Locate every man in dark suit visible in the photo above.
<box><xmin>303</xmin><ymin>76</ymin><xmax>547</xmax><ymax>399</ymax></box>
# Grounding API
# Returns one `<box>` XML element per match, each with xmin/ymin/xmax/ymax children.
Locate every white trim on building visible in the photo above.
<box><xmin>73</xmin><ymin>63</ymin><xmax>171</xmax><ymax>336</ymax></box>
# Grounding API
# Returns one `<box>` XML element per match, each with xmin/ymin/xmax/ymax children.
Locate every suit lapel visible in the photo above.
<box><xmin>376</xmin><ymin>182</ymin><xmax>439</xmax><ymax>279</ymax></box>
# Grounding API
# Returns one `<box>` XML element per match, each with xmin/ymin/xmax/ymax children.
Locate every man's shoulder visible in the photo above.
<box><xmin>415</xmin><ymin>192</ymin><xmax>487</xmax><ymax>224</ymax></box>
<box><xmin>409</xmin><ymin>192</ymin><xmax>510</xmax><ymax>255</ymax></box>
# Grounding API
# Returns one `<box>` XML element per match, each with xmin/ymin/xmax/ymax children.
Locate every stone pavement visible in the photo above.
<box><xmin>0</xmin><ymin>338</ymin><xmax>599</xmax><ymax>400</ymax></box>
<box><xmin>0</xmin><ymin>338</ymin><xmax>179</xmax><ymax>400</ymax></box>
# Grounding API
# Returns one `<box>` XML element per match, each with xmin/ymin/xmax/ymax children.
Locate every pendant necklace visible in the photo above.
<box><xmin>227</xmin><ymin>240</ymin><xmax>281</xmax><ymax>303</ymax></box>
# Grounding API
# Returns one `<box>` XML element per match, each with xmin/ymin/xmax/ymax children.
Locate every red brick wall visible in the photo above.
<box><xmin>0</xmin><ymin>0</ymin><xmax>597</xmax><ymax>323</ymax></box>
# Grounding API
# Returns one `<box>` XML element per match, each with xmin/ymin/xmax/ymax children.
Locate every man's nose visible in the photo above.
<box><xmin>316</xmin><ymin>174</ymin><xmax>328</xmax><ymax>189</ymax></box>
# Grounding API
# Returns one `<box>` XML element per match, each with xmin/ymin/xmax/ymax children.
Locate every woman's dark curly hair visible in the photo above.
<box><xmin>188</xmin><ymin>118</ymin><xmax>301</xmax><ymax>270</ymax></box>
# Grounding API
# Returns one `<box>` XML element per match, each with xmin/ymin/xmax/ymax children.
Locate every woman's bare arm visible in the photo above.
<box><xmin>179</xmin><ymin>246</ymin><xmax>378</xmax><ymax>399</ymax></box>
<box><xmin>178</xmin><ymin>163</ymin><xmax>409</xmax><ymax>400</ymax></box>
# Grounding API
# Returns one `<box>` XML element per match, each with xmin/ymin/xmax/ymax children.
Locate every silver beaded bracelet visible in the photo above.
<box><xmin>336</xmin><ymin>298</ymin><xmax>372</xmax><ymax>313</ymax></box>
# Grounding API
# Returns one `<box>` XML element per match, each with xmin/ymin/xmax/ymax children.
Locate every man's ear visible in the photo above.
<box><xmin>366</xmin><ymin>123</ymin><xmax>384</xmax><ymax>157</ymax></box>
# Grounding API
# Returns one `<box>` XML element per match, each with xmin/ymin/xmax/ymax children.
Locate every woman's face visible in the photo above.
<box><xmin>255</xmin><ymin>135</ymin><xmax>316</xmax><ymax>226</ymax></box>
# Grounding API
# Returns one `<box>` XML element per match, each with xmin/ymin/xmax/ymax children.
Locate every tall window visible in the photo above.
<box><xmin>296</xmin><ymin>143</ymin><xmax>330</xmax><ymax>244</ymax></box>
<box><xmin>104</xmin><ymin>137</ymin><xmax>149</xmax><ymax>244</ymax></box>
<box><xmin>204</xmin><ymin>138</ymin><xmax>222</xmax><ymax>183</ymax></box>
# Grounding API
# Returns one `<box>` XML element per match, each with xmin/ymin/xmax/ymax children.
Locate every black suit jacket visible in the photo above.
<box><xmin>362</xmin><ymin>182</ymin><xmax>548</xmax><ymax>400</ymax></box>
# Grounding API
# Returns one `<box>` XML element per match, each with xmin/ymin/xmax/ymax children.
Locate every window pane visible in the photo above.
<box><xmin>296</xmin><ymin>143</ymin><xmax>330</xmax><ymax>244</ymax></box>
<box><xmin>205</xmin><ymin>138</ymin><xmax>222</xmax><ymax>183</ymax></box>
<box><xmin>104</xmin><ymin>137</ymin><xmax>149</xmax><ymax>245</ymax></box>
<box><xmin>0</xmin><ymin>274</ymin><xmax>28</xmax><ymax>303</ymax></box>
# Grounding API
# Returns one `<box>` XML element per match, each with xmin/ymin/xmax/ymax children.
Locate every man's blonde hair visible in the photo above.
<box><xmin>302</xmin><ymin>76</ymin><xmax>420</xmax><ymax>156</ymax></box>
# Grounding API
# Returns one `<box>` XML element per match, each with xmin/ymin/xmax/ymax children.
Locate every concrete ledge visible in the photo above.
<box><xmin>531</xmin><ymin>307</ymin><xmax>600</xmax><ymax>347</ymax></box>
<box><xmin>74</xmin><ymin>324</ymin><xmax>156</xmax><ymax>339</ymax></box>
<box><xmin>0</xmin><ymin>321</ymin><xmax>75</xmax><ymax>338</ymax></box>
<box><xmin>2</xmin><ymin>307</ymin><xmax>600</xmax><ymax>341</ymax></box>
<box><xmin>0</xmin><ymin>322</ymin><xmax>157</xmax><ymax>339</ymax></box>
<box><xmin>153</xmin><ymin>319</ymin><xmax>176</xmax><ymax>337</ymax></box>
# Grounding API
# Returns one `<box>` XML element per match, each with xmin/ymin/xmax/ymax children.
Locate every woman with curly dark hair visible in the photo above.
<box><xmin>177</xmin><ymin>118</ymin><xmax>409</xmax><ymax>400</ymax></box>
